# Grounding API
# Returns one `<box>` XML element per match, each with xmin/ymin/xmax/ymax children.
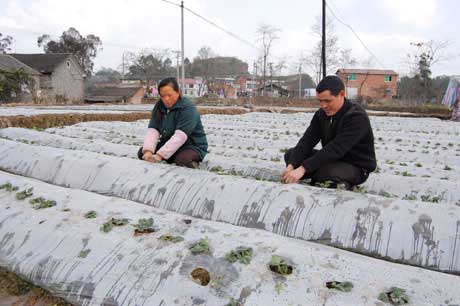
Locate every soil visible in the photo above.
<box><xmin>0</xmin><ymin>108</ymin><xmax>249</xmax><ymax>129</ymax></box>
<box><xmin>0</xmin><ymin>267</ymin><xmax>72</xmax><ymax>306</ymax></box>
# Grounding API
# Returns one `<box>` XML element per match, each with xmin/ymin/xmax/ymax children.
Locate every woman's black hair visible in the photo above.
<box><xmin>155</xmin><ymin>77</ymin><xmax>180</xmax><ymax>122</ymax></box>
<box><xmin>158</xmin><ymin>77</ymin><xmax>180</xmax><ymax>93</ymax></box>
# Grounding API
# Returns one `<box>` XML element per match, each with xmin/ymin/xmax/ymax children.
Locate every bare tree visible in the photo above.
<box><xmin>304</xmin><ymin>16</ymin><xmax>339</xmax><ymax>83</ymax></box>
<box><xmin>197</xmin><ymin>46</ymin><xmax>215</xmax><ymax>60</ymax></box>
<box><xmin>338</xmin><ymin>48</ymin><xmax>357</xmax><ymax>69</ymax></box>
<box><xmin>274</xmin><ymin>56</ymin><xmax>288</xmax><ymax>76</ymax></box>
<box><xmin>193</xmin><ymin>46</ymin><xmax>216</xmax><ymax>96</ymax></box>
<box><xmin>361</xmin><ymin>56</ymin><xmax>376</xmax><ymax>68</ymax></box>
<box><xmin>255</xmin><ymin>23</ymin><xmax>281</xmax><ymax>95</ymax></box>
<box><xmin>405</xmin><ymin>40</ymin><xmax>451</xmax><ymax>77</ymax></box>
<box><xmin>399</xmin><ymin>40</ymin><xmax>452</xmax><ymax>104</ymax></box>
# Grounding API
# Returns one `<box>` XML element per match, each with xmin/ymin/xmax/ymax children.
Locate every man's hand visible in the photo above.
<box><xmin>281</xmin><ymin>164</ymin><xmax>294</xmax><ymax>183</ymax></box>
<box><xmin>282</xmin><ymin>166</ymin><xmax>306</xmax><ymax>184</ymax></box>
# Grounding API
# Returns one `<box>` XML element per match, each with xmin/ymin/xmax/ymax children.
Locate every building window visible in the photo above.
<box><xmin>384</xmin><ymin>75</ymin><xmax>392</xmax><ymax>82</ymax></box>
<box><xmin>189</xmin><ymin>84</ymin><xmax>194</xmax><ymax>89</ymax></box>
<box><xmin>347</xmin><ymin>74</ymin><xmax>356</xmax><ymax>81</ymax></box>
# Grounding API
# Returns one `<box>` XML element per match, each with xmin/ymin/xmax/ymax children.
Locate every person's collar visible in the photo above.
<box><xmin>331</xmin><ymin>98</ymin><xmax>351</xmax><ymax>118</ymax></box>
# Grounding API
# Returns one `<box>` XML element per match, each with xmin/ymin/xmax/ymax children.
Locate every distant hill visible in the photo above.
<box><xmin>191</xmin><ymin>57</ymin><xmax>249</xmax><ymax>77</ymax></box>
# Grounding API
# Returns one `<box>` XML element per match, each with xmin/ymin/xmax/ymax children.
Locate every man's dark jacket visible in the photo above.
<box><xmin>288</xmin><ymin>98</ymin><xmax>376</xmax><ymax>174</ymax></box>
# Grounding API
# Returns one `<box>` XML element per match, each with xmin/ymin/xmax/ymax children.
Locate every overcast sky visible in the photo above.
<box><xmin>1</xmin><ymin>0</ymin><xmax>459</xmax><ymax>78</ymax></box>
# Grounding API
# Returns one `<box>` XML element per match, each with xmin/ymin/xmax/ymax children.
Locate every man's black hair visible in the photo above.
<box><xmin>316</xmin><ymin>75</ymin><xmax>345</xmax><ymax>96</ymax></box>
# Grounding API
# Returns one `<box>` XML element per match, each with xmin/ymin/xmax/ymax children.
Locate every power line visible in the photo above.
<box><xmin>325</xmin><ymin>1</ymin><xmax>386</xmax><ymax>68</ymax></box>
<box><xmin>159</xmin><ymin>0</ymin><xmax>259</xmax><ymax>51</ymax></box>
<box><xmin>159</xmin><ymin>0</ymin><xmax>181</xmax><ymax>7</ymax></box>
<box><xmin>184</xmin><ymin>7</ymin><xmax>259</xmax><ymax>50</ymax></box>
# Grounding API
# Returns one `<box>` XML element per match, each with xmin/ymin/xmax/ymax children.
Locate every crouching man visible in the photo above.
<box><xmin>281</xmin><ymin>75</ymin><xmax>376</xmax><ymax>189</ymax></box>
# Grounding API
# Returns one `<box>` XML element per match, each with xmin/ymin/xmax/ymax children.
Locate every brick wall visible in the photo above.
<box><xmin>338</xmin><ymin>72</ymin><xmax>398</xmax><ymax>100</ymax></box>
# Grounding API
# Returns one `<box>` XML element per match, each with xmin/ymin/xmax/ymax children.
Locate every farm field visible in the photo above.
<box><xmin>0</xmin><ymin>110</ymin><xmax>459</xmax><ymax>305</ymax></box>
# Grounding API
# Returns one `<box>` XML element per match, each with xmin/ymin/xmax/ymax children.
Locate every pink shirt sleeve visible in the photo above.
<box><xmin>142</xmin><ymin>128</ymin><xmax>160</xmax><ymax>153</ymax></box>
<box><xmin>156</xmin><ymin>130</ymin><xmax>188</xmax><ymax>159</ymax></box>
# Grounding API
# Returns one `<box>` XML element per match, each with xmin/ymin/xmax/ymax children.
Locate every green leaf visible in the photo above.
<box><xmin>29</xmin><ymin>197</ymin><xmax>56</xmax><ymax>209</ymax></box>
<box><xmin>189</xmin><ymin>237</ymin><xmax>210</xmax><ymax>254</ymax></box>
<box><xmin>270</xmin><ymin>255</ymin><xmax>282</xmax><ymax>266</ymax></box>
<box><xmin>378</xmin><ymin>292</ymin><xmax>390</xmax><ymax>303</ymax></box>
<box><xmin>326</xmin><ymin>281</ymin><xmax>354</xmax><ymax>292</ymax></box>
<box><xmin>85</xmin><ymin>211</ymin><xmax>97</xmax><ymax>218</ymax></box>
<box><xmin>111</xmin><ymin>218</ymin><xmax>129</xmax><ymax>226</ymax></box>
<box><xmin>133</xmin><ymin>218</ymin><xmax>156</xmax><ymax>235</ymax></box>
<box><xmin>269</xmin><ymin>255</ymin><xmax>293</xmax><ymax>275</ymax></box>
<box><xmin>100</xmin><ymin>217</ymin><xmax>129</xmax><ymax>233</ymax></box>
<box><xmin>225</xmin><ymin>247</ymin><xmax>253</xmax><ymax>264</ymax></box>
<box><xmin>0</xmin><ymin>182</ymin><xmax>19</xmax><ymax>192</ymax></box>
<box><xmin>133</xmin><ymin>218</ymin><xmax>154</xmax><ymax>231</ymax></box>
<box><xmin>225</xmin><ymin>299</ymin><xmax>241</xmax><ymax>306</ymax></box>
<box><xmin>15</xmin><ymin>188</ymin><xmax>34</xmax><ymax>200</ymax></box>
<box><xmin>378</xmin><ymin>287</ymin><xmax>409</xmax><ymax>305</ymax></box>
<box><xmin>101</xmin><ymin>222</ymin><xmax>114</xmax><ymax>233</ymax></box>
<box><xmin>158</xmin><ymin>235</ymin><xmax>184</xmax><ymax>243</ymax></box>
<box><xmin>78</xmin><ymin>249</ymin><xmax>91</xmax><ymax>258</ymax></box>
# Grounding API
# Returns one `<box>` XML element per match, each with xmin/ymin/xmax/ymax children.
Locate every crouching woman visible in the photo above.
<box><xmin>138</xmin><ymin>77</ymin><xmax>208</xmax><ymax>168</ymax></box>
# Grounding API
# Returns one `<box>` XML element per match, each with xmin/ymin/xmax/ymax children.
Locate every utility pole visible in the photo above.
<box><xmin>254</xmin><ymin>62</ymin><xmax>258</xmax><ymax>97</ymax></box>
<box><xmin>262</xmin><ymin>54</ymin><xmax>267</xmax><ymax>96</ymax></box>
<box><xmin>268</xmin><ymin>62</ymin><xmax>273</xmax><ymax>97</ymax></box>
<box><xmin>322</xmin><ymin>0</ymin><xmax>326</xmax><ymax>79</ymax></box>
<box><xmin>122</xmin><ymin>52</ymin><xmax>125</xmax><ymax>80</ymax></box>
<box><xmin>181</xmin><ymin>1</ymin><xmax>185</xmax><ymax>92</ymax></box>
<box><xmin>252</xmin><ymin>62</ymin><xmax>257</xmax><ymax>98</ymax></box>
<box><xmin>298</xmin><ymin>65</ymin><xmax>302</xmax><ymax>99</ymax></box>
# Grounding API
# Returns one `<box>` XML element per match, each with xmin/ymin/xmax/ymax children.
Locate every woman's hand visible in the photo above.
<box><xmin>144</xmin><ymin>151</ymin><xmax>163</xmax><ymax>163</ymax></box>
<box><xmin>143</xmin><ymin>151</ymin><xmax>155</xmax><ymax>162</ymax></box>
<box><xmin>152</xmin><ymin>154</ymin><xmax>163</xmax><ymax>162</ymax></box>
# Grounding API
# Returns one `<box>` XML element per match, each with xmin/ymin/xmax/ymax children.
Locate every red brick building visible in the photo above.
<box><xmin>336</xmin><ymin>69</ymin><xmax>398</xmax><ymax>100</ymax></box>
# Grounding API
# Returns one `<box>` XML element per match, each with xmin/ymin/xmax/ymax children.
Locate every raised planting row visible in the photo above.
<box><xmin>0</xmin><ymin>171</ymin><xmax>459</xmax><ymax>305</ymax></box>
<box><xmin>1</xmin><ymin>139</ymin><xmax>460</xmax><ymax>274</ymax></box>
<box><xmin>50</xmin><ymin>113</ymin><xmax>460</xmax><ymax>180</ymax></box>
<box><xmin>1</xmin><ymin>126</ymin><xmax>459</xmax><ymax>205</ymax></box>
